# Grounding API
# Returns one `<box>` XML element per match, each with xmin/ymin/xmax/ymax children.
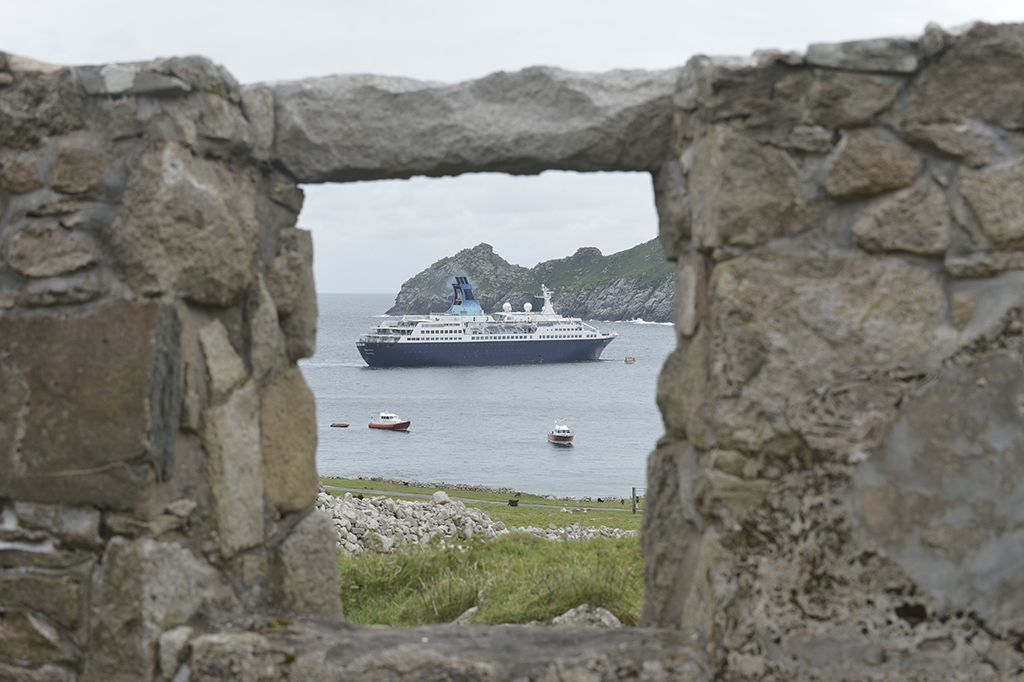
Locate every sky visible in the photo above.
<box><xmin>4</xmin><ymin>1</ymin><xmax>1022</xmax><ymax>293</ymax></box>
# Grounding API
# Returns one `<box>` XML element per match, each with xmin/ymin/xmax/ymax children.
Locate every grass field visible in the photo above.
<box><xmin>337</xmin><ymin>532</ymin><xmax>644</xmax><ymax>626</ymax></box>
<box><xmin>319</xmin><ymin>476</ymin><xmax>644</xmax><ymax>533</ymax></box>
<box><xmin>321</xmin><ymin>476</ymin><xmax>647</xmax><ymax>626</ymax></box>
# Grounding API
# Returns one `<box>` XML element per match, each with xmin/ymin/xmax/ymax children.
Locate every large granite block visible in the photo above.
<box><xmin>0</xmin><ymin>300</ymin><xmax>181</xmax><ymax>509</ymax></box>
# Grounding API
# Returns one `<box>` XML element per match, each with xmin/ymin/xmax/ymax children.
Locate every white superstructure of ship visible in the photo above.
<box><xmin>356</xmin><ymin>278</ymin><xmax>616</xmax><ymax>367</ymax></box>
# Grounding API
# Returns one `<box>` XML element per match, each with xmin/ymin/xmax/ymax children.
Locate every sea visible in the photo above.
<box><xmin>300</xmin><ymin>293</ymin><xmax>676</xmax><ymax>499</ymax></box>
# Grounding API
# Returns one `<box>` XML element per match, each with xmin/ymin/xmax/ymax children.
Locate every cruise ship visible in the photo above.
<box><xmin>356</xmin><ymin>277</ymin><xmax>616</xmax><ymax>367</ymax></box>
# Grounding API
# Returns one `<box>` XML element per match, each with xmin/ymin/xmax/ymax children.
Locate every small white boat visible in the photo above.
<box><xmin>624</xmin><ymin>356</ymin><xmax>636</xmax><ymax>364</ymax></box>
<box><xmin>547</xmin><ymin>419</ymin><xmax>574</xmax><ymax>446</ymax></box>
<box><xmin>369</xmin><ymin>411</ymin><xmax>410</xmax><ymax>430</ymax></box>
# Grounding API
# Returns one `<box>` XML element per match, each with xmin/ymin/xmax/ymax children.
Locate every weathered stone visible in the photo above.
<box><xmin>248</xmin><ymin>622</ymin><xmax>710</xmax><ymax>682</ymax></box>
<box><xmin>808</xmin><ymin>72</ymin><xmax>901</xmax><ymax>129</ymax></box>
<box><xmin>689</xmin><ymin>126</ymin><xmax>814</xmax><ymax>249</ymax></box>
<box><xmin>85</xmin><ymin>537</ymin><xmax>227</xmax><ymax>682</ymax></box>
<box><xmin>16</xmin><ymin>269</ymin><xmax>107</xmax><ymax>307</ymax></box>
<box><xmin>201</xmin><ymin>381</ymin><xmax>264</xmax><ymax>558</ymax></box>
<box><xmin>195</xmin><ymin>93</ymin><xmax>235</xmax><ymax>141</ymax></box>
<box><xmin>0</xmin><ymin>70</ymin><xmax>84</xmax><ymax>149</ymax></box>
<box><xmin>960</xmin><ymin>162</ymin><xmax>1024</xmax><ymax>248</ymax></box>
<box><xmin>49</xmin><ymin>148</ymin><xmax>106</xmax><ymax>195</ymax></box>
<box><xmin>676</xmin><ymin>529</ymin><xmax>726</xmax><ymax>641</ymax></box>
<box><xmin>25</xmin><ymin>197</ymin><xmax>79</xmax><ymax>217</ymax></box>
<box><xmin>806</xmin><ymin>36</ymin><xmax>919</xmax><ymax>73</ymax></box>
<box><xmin>189</xmin><ymin>632</ymin><xmax>283</xmax><ymax>682</ymax></box>
<box><xmin>267</xmin><ymin>228</ymin><xmax>317</xmax><ymax>360</ymax></box>
<box><xmin>851</xmin><ymin>182</ymin><xmax>952</xmax><ymax>255</ymax></box>
<box><xmin>710</xmin><ymin>449</ymin><xmax>747</xmax><ymax>477</ymax></box>
<box><xmin>239</xmin><ymin>84</ymin><xmax>274</xmax><ymax>159</ymax></box>
<box><xmin>0</xmin><ymin>611</ymin><xmax>77</xmax><ymax>665</ymax></box>
<box><xmin>824</xmin><ymin>129</ymin><xmax>921</xmax><ymax>199</ymax></box>
<box><xmin>0</xmin><ymin>572</ymin><xmax>82</xmax><ymax>628</ymax></box>
<box><xmin>945</xmin><ymin>250</ymin><xmax>1024</xmax><ymax>278</ymax></box>
<box><xmin>0</xmin><ymin>300</ymin><xmax>181</xmax><ymax>508</ymax></box>
<box><xmin>0</xmin><ymin>151</ymin><xmax>43</xmax><ymax>193</ymax></box>
<box><xmin>920</xmin><ymin>22</ymin><xmax>956</xmax><ymax>60</ymax></box>
<box><xmin>640</xmin><ymin>441</ymin><xmax>703</xmax><ymax>628</ymax></box>
<box><xmin>76</xmin><ymin>64</ymin><xmax>192</xmax><ymax>97</ymax></box>
<box><xmin>158</xmin><ymin>626</ymin><xmax>194</xmax><ymax>680</ymax></box>
<box><xmin>550</xmin><ymin>604</ymin><xmax>622</xmax><ymax>628</ymax></box>
<box><xmin>852</xmin><ymin>352</ymin><xmax>1024</xmax><ymax>634</ymax></box>
<box><xmin>247</xmin><ymin>275</ymin><xmax>281</xmax><ymax>382</ymax></box>
<box><xmin>652</xmin><ymin>158</ymin><xmax>689</xmax><ymax>261</ymax></box>
<box><xmin>272</xmin><ymin>511</ymin><xmax>344</xmax><ymax>618</ymax></box>
<box><xmin>710</xmin><ymin>253</ymin><xmax>951</xmax><ymax>452</ymax></box>
<box><xmin>699</xmin><ymin>469</ymin><xmax>772</xmax><ymax>519</ymax></box>
<box><xmin>782</xmin><ymin>626</ymin><xmax>883</xmax><ymax>667</ymax></box>
<box><xmin>269</xmin><ymin>66</ymin><xmax>681</xmax><ymax>182</ymax></box>
<box><xmin>903</xmin><ymin>121</ymin><xmax>1001</xmax><ymax>168</ymax></box>
<box><xmin>0</xmin><ymin>662</ymin><xmax>75</xmax><ymax>682</ymax></box>
<box><xmin>260</xmin><ymin>368</ymin><xmax>318</xmax><ymax>513</ymax></box>
<box><xmin>774</xmin><ymin>125</ymin><xmax>834</xmax><ymax>153</ymax></box>
<box><xmin>268</xmin><ymin>182</ymin><xmax>304</xmax><ymax>213</ymax></box>
<box><xmin>4</xmin><ymin>221</ymin><xmax>98</xmax><ymax>278</ymax></box>
<box><xmin>13</xmin><ymin>502</ymin><xmax>101</xmax><ymax>549</ymax></box>
<box><xmin>904</xmin><ymin>22</ymin><xmax>1024</xmax><ymax>129</ymax></box>
<box><xmin>107</xmin><ymin>142</ymin><xmax>259</xmax><ymax>306</ymax></box>
<box><xmin>674</xmin><ymin>256</ymin><xmax>698</xmax><ymax>338</ymax></box>
<box><xmin>166</xmin><ymin>498</ymin><xmax>197</xmax><ymax>519</ymax></box>
<box><xmin>949</xmin><ymin>292</ymin><xmax>977</xmax><ymax>330</ymax></box>
<box><xmin>657</xmin><ymin>330</ymin><xmax>712</xmax><ymax>447</ymax></box>
<box><xmin>198</xmin><ymin>319</ymin><xmax>246</xmax><ymax>405</ymax></box>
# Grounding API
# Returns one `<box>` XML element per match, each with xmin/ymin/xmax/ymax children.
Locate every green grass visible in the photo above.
<box><xmin>320</xmin><ymin>476</ymin><xmax>644</xmax><ymax>533</ymax></box>
<box><xmin>338</xmin><ymin>533</ymin><xmax>644</xmax><ymax>627</ymax></box>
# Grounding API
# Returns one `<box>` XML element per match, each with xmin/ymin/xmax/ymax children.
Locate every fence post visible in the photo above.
<box><xmin>632</xmin><ymin>486</ymin><xmax>637</xmax><ymax>515</ymax></box>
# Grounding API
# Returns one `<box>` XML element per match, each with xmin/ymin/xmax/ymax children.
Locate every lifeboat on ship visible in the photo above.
<box><xmin>369</xmin><ymin>411</ymin><xmax>411</xmax><ymax>430</ymax></box>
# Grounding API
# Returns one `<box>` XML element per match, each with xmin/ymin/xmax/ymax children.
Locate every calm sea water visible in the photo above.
<box><xmin>300</xmin><ymin>294</ymin><xmax>676</xmax><ymax>498</ymax></box>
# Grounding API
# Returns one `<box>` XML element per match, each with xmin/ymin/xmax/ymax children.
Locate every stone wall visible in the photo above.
<box><xmin>645</xmin><ymin>21</ymin><xmax>1024</xmax><ymax>679</ymax></box>
<box><xmin>3</xmin><ymin>19</ymin><xmax>1024</xmax><ymax>682</ymax></box>
<box><xmin>0</xmin><ymin>53</ymin><xmax>341</xmax><ymax>682</ymax></box>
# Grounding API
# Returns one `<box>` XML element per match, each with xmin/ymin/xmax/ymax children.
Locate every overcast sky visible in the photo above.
<box><xmin>4</xmin><ymin>1</ymin><xmax>1021</xmax><ymax>293</ymax></box>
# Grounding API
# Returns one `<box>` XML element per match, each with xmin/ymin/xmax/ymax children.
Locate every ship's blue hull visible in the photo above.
<box><xmin>357</xmin><ymin>336</ymin><xmax>615</xmax><ymax>367</ymax></box>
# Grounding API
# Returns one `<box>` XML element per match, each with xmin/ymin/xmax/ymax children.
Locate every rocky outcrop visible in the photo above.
<box><xmin>387</xmin><ymin>240</ymin><xmax>675</xmax><ymax>322</ymax></box>
<box><xmin>315</xmin><ymin>490</ymin><xmax>637</xmax><ymax>556</ymax></box>
<box><xmin>268</xmin><ymin>67</ymin><xmax>682</xmax><ymax>183</ymax></box>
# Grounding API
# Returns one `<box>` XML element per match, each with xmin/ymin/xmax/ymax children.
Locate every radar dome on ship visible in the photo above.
<box><xmin>524</xmin><ymin>302</ymin><xmax>532</xmax><ymax>312</ymax></box>
<box><xmin>502</xmin><ymin>302</ymin><xmax>512</xmax><ymax>312</ymax></box>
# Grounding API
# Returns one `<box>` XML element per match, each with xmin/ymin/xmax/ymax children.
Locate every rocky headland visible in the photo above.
<box><xmin>386</xmin><ymin>240</ymin><xmax>674</xmax><ymax>322</ymax></box>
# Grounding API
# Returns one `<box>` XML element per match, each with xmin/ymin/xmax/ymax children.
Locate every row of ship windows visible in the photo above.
<box><xmin>405</xmin><ymin>335</ymin><xmax>592</xmax><ymax>341</ymax></box>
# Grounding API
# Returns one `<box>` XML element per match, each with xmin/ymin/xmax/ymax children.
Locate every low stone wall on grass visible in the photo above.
<box><xmin>316</xmin><ymin>490</ymin><xmax>637</xmax><ymax>556</ymax></box>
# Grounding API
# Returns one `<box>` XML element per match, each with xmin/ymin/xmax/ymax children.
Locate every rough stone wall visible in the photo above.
<box><xmin>0</xmin><ymin>53</ymin><xmax>341</xmax><ymax>682</ymax></box>
<box><xmin>645</xmin><ymin>21</ymin><xmax>1024</xmax><ymax>680</ymax></box>
<box><xmin>4</xmin><ymin>19</ymin><xmax>1024</xmax><ymax>682</ymax></box>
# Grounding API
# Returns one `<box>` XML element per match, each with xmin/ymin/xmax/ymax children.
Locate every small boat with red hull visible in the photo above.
<box><xmin>369</xmin><ymin>411</ymin><xmax>411</xmax><ymax>430</ymax></box>
<box><xmin>330</xmin><ymin>423</ymin><xmax>349</xmax><ymax>428</ymax></box>
<box><xmin>547</xmin><ymin>419</ymin><xmax>574</xmax><ymax>446</ymax></box>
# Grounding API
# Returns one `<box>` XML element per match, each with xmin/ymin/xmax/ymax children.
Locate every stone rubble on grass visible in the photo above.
<box><xmin>550</xmin><ymin>604</ymin><xmax>623</xmax><ymax>629</ymax></box>
<box><xmin>315</xmin><ymin>490</ymin><xmax>637</xmax><ymax>556</ymax></box>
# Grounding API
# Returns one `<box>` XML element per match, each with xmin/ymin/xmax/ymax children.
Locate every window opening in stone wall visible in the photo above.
<box><xmin>296</xmin><ymin>170</ymin><xmax>669</xmax><ymax>626</ymax></box>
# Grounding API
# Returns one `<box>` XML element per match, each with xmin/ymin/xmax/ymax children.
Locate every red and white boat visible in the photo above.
<box><xmin>369</xmin><ymin>411</ymin><xmax>411</xmax><ymax>430</ymax></box>
<box><xmin>547</xmin><ymin>419</ymin><xmax>574</xmax><ymax>445</ymax></box>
